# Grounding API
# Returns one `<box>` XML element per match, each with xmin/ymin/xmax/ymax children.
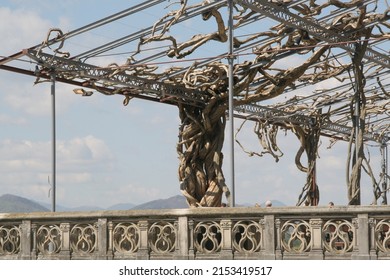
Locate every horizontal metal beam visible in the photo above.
<box><xmin>24</xmin><ymin>49</ymin><xmax>206</xmax><ymax>107</ymax></box>
<box><xmin>234</xmin><ymin>103</ymin><xmax>381</xmax><ymax>142</ymax></box>
<box><xmin>0</xmin><ymin>63</ymin><xmax>170</xmax><ymax>105</ymax></box>
<box><xmin>235</xmin><ymin>0</ymin><xmax>390</xmax><ymax>69</ymax></box>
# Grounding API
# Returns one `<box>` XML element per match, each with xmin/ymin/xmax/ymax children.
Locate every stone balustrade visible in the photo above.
<box><xmin>0</xmin><ymin>206</ymin><xmax>389</xmax><ymax>260</ymax></box>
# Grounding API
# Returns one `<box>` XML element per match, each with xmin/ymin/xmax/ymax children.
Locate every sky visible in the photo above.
<box><xmin>0</xmin><ymin>0</ymin><xmax>387</xmax><ymax>209</ymax></box>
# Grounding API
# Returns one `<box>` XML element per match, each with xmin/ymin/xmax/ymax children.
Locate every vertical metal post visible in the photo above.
<box><xmin>351</xmin><ymin>48</ymin><xmax>362</xmax><ymax>205</ymax></box>
<box><xmin>51</xmin><ymin>72</ymin><xmax>56</xmax><ymax>212</ymax></box>
<box><xmin>381</xmin><ymin>140</ymin><xmax>388</xmax><ymax>205</ymax></box>
<box><xmin>227</xmin><ymin>0</ymin><xmax>235</xmax><ymax>207</ymax></box>
<box><xmin>354</xmin><ymin>83</ymin><xmax>360</xmax><ymax>163</ymax></box>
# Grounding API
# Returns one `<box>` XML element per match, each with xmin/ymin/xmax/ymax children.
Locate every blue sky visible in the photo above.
<box><xmin>0</xmin><ymin>1</ymin><xmax>385</xmax><ymax>208</ymax></box>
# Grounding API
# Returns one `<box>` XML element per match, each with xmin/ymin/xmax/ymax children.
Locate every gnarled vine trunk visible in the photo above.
<box><xmin>346</xmin><ymin>36</ymin><xmax>369</xmax><ymax>205</ymax></box>
<box><xmin>177</xmin><ymin>96</ymin><xmax>231</xmax><ymax>207</ymax></box>
<box><xmin>292</xmin><ymin>117</ymin><xmax>321</xmax><ymax>206</ymax></box>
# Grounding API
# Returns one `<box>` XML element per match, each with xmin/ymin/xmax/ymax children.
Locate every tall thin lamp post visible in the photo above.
<box><xmin>50</xmin><ymin>71</ymin><xmax>56</xmax><ymax>212</ymax></box>
<box><xmin>227</xmin><ymin>0</ymin><xmax>235</xmax><ymax>207</ymax></box>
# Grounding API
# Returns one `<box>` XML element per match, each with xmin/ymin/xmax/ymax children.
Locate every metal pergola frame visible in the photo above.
<box><xmin>1</xmin><ymin>0</ymin><xmax>389</xmax><ymax>207</ymax></box>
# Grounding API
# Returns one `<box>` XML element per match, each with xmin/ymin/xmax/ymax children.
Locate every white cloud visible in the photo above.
<box><xmin>58</xmin><ymin>135</ymin><xmax>114</xmax><ymax>164</ymax></box>
<box><xmin>0</xmin><ymin>136</ymin><xmax>114</xmax><ymax>173</ymax></box>
<box><xmin>0</xmin><ymin>7</ymin><xmax>51</xmax><ymax>54</ymax></box>
<box><xmin>4</xmin><ymin>88</ymin><xmax>51</xmax><ymax>117</ymax></box>
<box><xmin>2</xmin><ymin>81</ymin><xmax>80</xmax><ymax>117</ymax></box>
<box><xmin>0</xmin><ymin>136</ymin><xmax>116</xmax><ymax>206</ymax></box>
<box><xmin>0</xmin><ymin>113</ymin><xmax>27</xmax><ymax>125</ymax></box>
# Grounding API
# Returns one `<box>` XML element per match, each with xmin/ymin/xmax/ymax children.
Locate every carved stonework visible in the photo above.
<box><xmin>0</xmin><ymin>225</ymin><xmax>21</xmax><ymax>255</ymax></box>
<box><xmin>232</xmin><ymin>220</ymin><xmax>262</xmax><ymax>253</ymax></box>
<box><xmin>36</xmin><ymin>224</ymin><xmax>62</xmax><ymax>255</ymax></box>
<box><xmin>323</xmin><ymin>219</ymin><xmax>354</xmax><ymax>254</ymax></box>
<box><xmin>281</xmin><ymin>220</ymin><xmax>312</xmax><ymax>253</ymax></box>
<box><xmin>194</xmin><ymin>221</ymin><xmax>222</xmax><ymax>253</ymax></box>
<box><xmin>70</xmin><ymin>223</ymin><xmax>97</xmax><ymax>255</ymax></box>
<box><xmin>112</xmin><ymin>222</ymin><xmax>140</xmax><ymax>254</ymax></box>
<box><xmin>309</xmin><ymin>219</ymin><xmax>323</xmax><ymax>228</ymax></box>
<box><xmin>148</xmin><ymin>221</ymin><xmax>176</xmax><ymax>254</ymax></box>
<box><xmin>374</xmin><ymin>219</ymin><xmax>390</xmax><ymax>253</ymax></box>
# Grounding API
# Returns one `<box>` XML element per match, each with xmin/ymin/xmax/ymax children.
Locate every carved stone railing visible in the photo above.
<box><xmin>0</xmin><ymin>206</ymin><xmax>389</xmax><ymax>260</ymax></box>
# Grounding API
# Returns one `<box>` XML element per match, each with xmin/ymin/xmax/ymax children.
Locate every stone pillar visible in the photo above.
<box><xmin>368</xmin><ymin>218</ymin><xmax>377</xmax><ymax>259</ymax></box>
<box><xmin>352</xmin><ymin>214</ymin><xmax>370</xmax><ymax>260</ymax></box>
<box><xmin>137</xmin><ymin>220</ymin><xmax>149</xmax><ymax>260</ymax></box>
<box><xmin>263</xmin><ymin>215</ymin><xmax>276</xmax><ymax>259</ymax></box>
<box><xmin>309</xmin><ymin>218</ymin><xmax>324</xmax><ymax>260</ymax></box>
<box><xmin>59</xmin><ymin>223</ymin><xmax>71</xmax><ymax>259</ymax></box>
<box><xmin>177</xmin><ymin>216</ymin><xmax>189</xmax><ymax>259</ymax></box>
<box><xmin>97</xmin><ymin>218</ymin><xmax>108</xmax><ymax>260</ymax></box>
<box><xmin>20</xmin><ymin>220</ymin><xmax>32</xmax><ymax>260</ymax></box>
<box><xmin>274</xmin><ymin>219</ymin><xmax>283</xmax><ymax>260</ymax></box>
<box><xmin>188</xmin><ymin>220</ymin><xmax>195</xmax><ymax>260</ymax></box>
<box><xmin>220</xmin><ymin>219</ymin><xmax>233</xmax><ymax>260</ymax></box>
<box><xmin>107</xmin><ymin>221</ymin><xmax>114</xmax><ymax>260</ymax></box>
<box><xmin>31</xmin><ymin>223</ymin><xmax>37</xmax><ymax>260</ymax></box>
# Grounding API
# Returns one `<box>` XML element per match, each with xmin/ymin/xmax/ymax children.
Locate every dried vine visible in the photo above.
<box><xmin>34</xmin><ymin>0</ymin><xmax>389</xmax><ymax>207</ymax></box>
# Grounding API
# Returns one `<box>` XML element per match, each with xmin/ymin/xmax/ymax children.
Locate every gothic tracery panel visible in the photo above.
<box><xmin>70</xmin><ymin>223</ymin><xmax>97</xmax><ymax>254</ymax></box>
<box><xmin>0</xmin><ymin>225</ymin><xmax>21</xmax><ymax>255</ymax></box>
<box><xmin>281</xmin><ymin>220</ymin><xmax>312</xmax><ymax>253</ymax></box>
<box><xmin>232</xmin><ymin>220</ymin><xmax>262</xmax><ymax>253</ymax></box>
<box><xmin>194</xmin><ymin>221</ymin><xmax>222</xmax><ymax>253</ymax></box>
<box><xmin>36</xmin><ymin>224</ymin><xmax>62</xmax><ymax>255</ymax></box>
<box><xmin>113</xmin><ymin>222</ymin><xmax>140</xmax><ymax>253</ymax></box>
<box><xmin>148</xmin><ymin>221</ymin><xmax>176</xmax><ymax>253</ymax></box>
<box><xmin>375</xmin><ymin>219</ymin><xmax>390</xmax><ymax>253</ymax></box>
<box><xmin>323</xmin><ymin>219</ymin><xmax>354</xmax><ymax>254</ymax></box>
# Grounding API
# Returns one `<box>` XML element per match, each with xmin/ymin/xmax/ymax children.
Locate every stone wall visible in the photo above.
<box><xmin>0</xmin><ymin>206</ymin><xmax>389</xmax><ymax>260</ymax></box>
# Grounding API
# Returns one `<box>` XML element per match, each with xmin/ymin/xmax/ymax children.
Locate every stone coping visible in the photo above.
<box><xmin>0</xmin><ymin>205</ymin><xmax>389</xmax><ymax>221</ymax></box>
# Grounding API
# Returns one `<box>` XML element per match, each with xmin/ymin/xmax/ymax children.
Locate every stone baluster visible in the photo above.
<box><xmin>309</xmin><ymin>218</ymin><xmax>323</xmax><ymax>259</ymax></box>
<box><xmin>177</xmin><ymin>216</ymin><xmax>188</xmax><ymax>259</ymax></box>
<box><xmin>60</xmin><ymin>223</ymin><xmax>70</xmax><ymax>259</ymax></box>
<box><xmin>21</xmin><ymin>220</ymin><xmax>32</xmax><ymax>260</ymax></box>
<box><xmin>97</xmin><ymin>218</ymin><xmax>108</xmax><ymax>259</ymax></box>
<box><xmin>368</xmin><ymin>218</ymin><xmax>377</xmax><ymax>259</ymax></box>
<box><xmin>263</xmin><ymin>215</ymin><xmax>276</xmax><ymax>259</ymax></box>
<box><xmin>220</xmin><ymin>219</ymin><xmax>233</xmax><ymax>259</ymax></box>
<box><xmin>352</xmin><ymin>214</ymin><xmax>370</xmax><ymax>259</ymax></box>
<box><xmin>31</xmin><ymin>223</ymin><xmax>37</xmax><ymax>260</ymax></box>
<box><xmin>137</xmin><ymin>220</ymin><xmax>149</xmax><ymax>259</ymax></box>
<box><xmin>188</xmin><ymin>220</ymin><xmax>195</xmax><ymax>260</ymax></box>
<box><xmin>274</xmin><ymin>218</ymin><xmax>282</xmax><ymax>259</ymax></box>
<box><xmin>107</xmin><ymin>221</ymin><xmax>114</xmax><ymax>260</ymax></box>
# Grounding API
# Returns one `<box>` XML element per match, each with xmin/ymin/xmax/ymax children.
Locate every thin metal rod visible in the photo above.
<box><xmin>354</xmin><ymin>79</ymin><xmax>360</xmax><ymax>163</ymax></box>
<box><xmin>51</xmin><ymin>72</ymin><xmax>56</xmax><ymax>212</ymax></box>
<box><xmin>381</xmin><ymin>141</ymin><xmax>388</xmax><ymax>205</ymax></box>
<box><xmin>228</xmin><ymin>0</ymin><xmax>235</xmax><ymax>207</ymax></box>
<box><xmin>31</xmin><ymin>0</ymin><xmax>166</xmax><ymax>52</ymax></box>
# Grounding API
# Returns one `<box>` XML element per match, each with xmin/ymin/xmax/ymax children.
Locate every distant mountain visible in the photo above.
<box><xmin>0</xmin><ymin>193</ymin><xmax>286</xmax><ymax>213</ymax></box>
<box><xmin>0</xmin><ymin>194</ymin><xmax>49</xmax><ymax>213</ymax></box>
<box><xmin>131</xmin><ymin>195</ymin><xmax>188</xmax><ymax>210</ymax></box>
<box><xmin>37</xmin><ymin>202</ymin><xmax>106</xmax><ymax>212</ymax></box>
<box><xmin>0</xmin><ymin>193</ymin><xmax>187</xmax><ymax>213</ymax></box>
<box><xmin>107</xmin><ymin>203</ymin><xmax>136</xmax><ymax>210</ymax></box>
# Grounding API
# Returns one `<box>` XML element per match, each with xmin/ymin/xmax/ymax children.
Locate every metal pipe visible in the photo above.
<box><xmin>228</xmin><ymin>0</ymin><xmax>235</xmax><ymax>207</ymax></box>
<box><xmin>381</xmin><ymin>140</ymin><xmax>388</xmax><ymax>205</ymax></box>
<box><xmin>51</xmin><ymin>72</ymin><xmax>56</xmax><ymax>212</ymax></box>
<box><xmin>354</xmin><ymin>76</ymin><xmax>360</xmax><ymax>165</ymax></box>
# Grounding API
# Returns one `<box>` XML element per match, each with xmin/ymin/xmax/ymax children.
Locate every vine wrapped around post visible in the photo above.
<box><xmin>177</xmin><ymin>96</ymin><xmax>231</xmax><ymax>207</ymax></box>
<box><xmin>292</xmin><ymin>115</ymin><xmax>322</xmax><ymax>206</ymax></box>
